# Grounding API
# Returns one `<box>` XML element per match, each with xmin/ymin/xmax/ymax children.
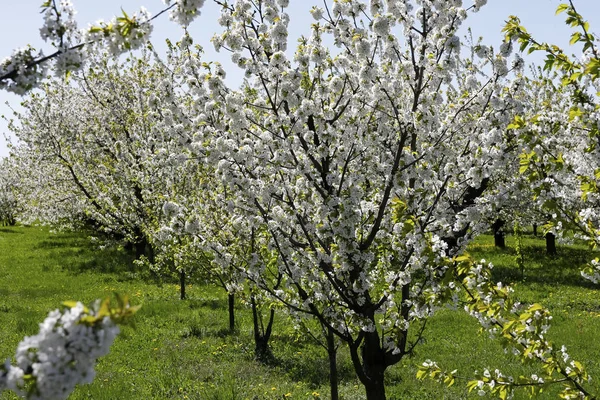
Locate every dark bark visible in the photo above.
<box><xmin>124</xmin><ymin>234</ymin><xmax>155</xmax><ymax>264</ymax></box>
<box><xmin>251</xmin><ymin>294</ymin><xmax>275</xmax><ymax>363</ymax></box>
<box><xmin>179</xmin><ymin>269</ymin><xmax>186</xmax><ymax>300</ymax></box>
<box><xmin>146</xmin><ymin>240</ymin><xmax>155</xmax><ymax>263</ymax></box>
<box><xmin>442</xmin><ymin>178</ymin><xmax>490</xmax><ymax>255</ymax></box>
<box><xmin>134</xmin><ymin>239</ymin><xmax>146</xmax><ymax>260</ymax></box>
<box><xmin>326</xmin><ymin>326</ymin><xmax>339</xmax><ymax>400</ymax></box>
<box><xmin>347</xmin><ymin>330</ymin><xmax>391</xmax><ymax>400</ymax></box>
<box><xmin>228</xmin><ymin>293</ymin><xmax>235</xmax><ymax>332</ymax></box>
<box><xmin>546</xmin><ymin>232</ymin><xmax>557</xmax><ymax>255</ymax></box>
<box><xmin>360</xmin><ymin>331</ymin><xmax>388</xmax><ymax>400</ymax></box>
<box><xmin>533</xmin><ymin>223</ymin><xmax>538</xmax><ymax>237</ymax></box>
<box><xmin>131</xmin><ymin>231</ymin><xmax>154</xmax><ymax>261</ymax></box>
<box><xmin>365</xmin><ymin>381</ymin><xmax>386</xmax><ymax>400</ymax></box>
<box><xmin>492</xmin><ymin>219</ymin><xmax>505</xmax><ymax>248</ymax></box>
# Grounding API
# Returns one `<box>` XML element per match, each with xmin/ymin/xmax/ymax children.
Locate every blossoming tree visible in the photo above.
<box><xmin>416</xmin><ymin>3</ymin><xmax>600</xmax><ymax>399</ymax></box>
<box><xmin>504</xmin><ymin>0</ymin><xmax>600</xmax><ymax>280</ymax></box>
<box><xmin>0</xmin><ymin>157</ymin><xmax>20</xmax><ymax>226</ymax></box>
<box><xmin>4</xmin><ymin>1</ymin><xmax>599</xmax><ymax>399</ymax></box>
<box><xmin>180</xmin><ymin>1</ymin><xmax>526</xmax><ymax>398</ymax></box>
<box><xmin>9</xmin><ymin>50</ymin><xmax>195</xmax><ymax>258</ymax></box>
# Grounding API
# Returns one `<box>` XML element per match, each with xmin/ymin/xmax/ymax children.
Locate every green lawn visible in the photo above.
<box><xmin>0</xmin><ymin>227</ymin><xmax>599</xmax><ymax>399</ymax></box>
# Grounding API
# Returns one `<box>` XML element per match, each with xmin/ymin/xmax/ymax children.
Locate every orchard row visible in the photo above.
<box><xmin>1</xmin><ymin>1</ymin><xmax>599</xmax><ymax>399</ymax></box>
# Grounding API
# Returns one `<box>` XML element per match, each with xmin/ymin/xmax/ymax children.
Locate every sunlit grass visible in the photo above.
<box><xmin>0</xmin><ymin>227</ymin><xmax>599</xmax><ymax>399</ymax></box>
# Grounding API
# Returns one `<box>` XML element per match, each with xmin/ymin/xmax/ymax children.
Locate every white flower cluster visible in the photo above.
<box><xmin>581</xmin><ymin>258</ymin><xmax>600</xmax><ymax>284</ymax></box>
<box><xmin>0</xmin><ymin>302</ymin><xmax>120</xmax><ymax>400</ymax></box>
<box><xmin>39</xmin><ymin>0</ymin><xmax>78</xmax><ymax>45</ymax></box>
<box><xmin>83</xmin><ymin>7</ymin><xmax>154</xmax><ymax>56</ymax></box>
<box><xmin>1</xmin><ymin>0</ymin><xmax>172</xmax><ymax>93</ymax></box>
<box><xmin>164</xmin><ymin>0</ymin><xmax>206</xmax><ymax>27</ymax></box>
<box><xmin>0</xmin><ymin>158</ymin><xmax>19</xmax><ymax>225</ymax></box>
<box><xmin>0</xmin><ymin>46</ymin><xmax>46</xmax><ymax>94</ymax></box>
<box><xmin>39</xmin><ymin>0</ymin><xmax>82</xmax><ymax>78</ymax></box>
<box><xmin>472</xmin><ymin>368</ymin><xmax>513</xmax><ymax>398</ymax></box>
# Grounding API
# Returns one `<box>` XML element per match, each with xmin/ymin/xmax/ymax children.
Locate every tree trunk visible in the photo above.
<box><xmin>132</xmin><ymin>236</ymin><xmax>154</xmax><ymax>262</ymax></box>
<box><xmin>228</xmin><ymin>293</ymin><xmax>235</xmax><ymax>332</ymax></box>
<box><xmin>492</xmin><ymin>219</ymin><xmax>505</xmax><ymax>248</ymax></box>
<box><xmin>365</xmin><ymin>381</ymin><xmax>386</xmax><ymax>400</ymax></box>
<box><xmin>356</xmin><ymin>331</ymin><xmax>388</xmax><ymax>400</ymax></box>
<box><xmin>179</xmin><ymin>269</ymin><xmax>186</xmax><ymax>300</ymax></box>
<box><xmin>134</xmin><ymin>240</ymin><xmax>145</xmax><ymax>260</ymax></box>
<box><xmin>326</xmin><ymin>326</ymin><xmax>339</xmax><ymax>400</ymax></box>
<box><xmin>251</xmin><ymin>295</ymin><xmax>275</xmax><ymax>363</ymax></box>
<box><xmin>546</xmin><ymin>232</ymin><xmax>557</xmax><ymax>256</ymax></box>
<box><xmin>532</xmin><ymin>223</ymin><xmax>538</xmax><ymax>237</ymax></box>
<box><xmin>146</xmin><ymin>241</ymin><xmax>155</xmax><ymax>263</ymax></box>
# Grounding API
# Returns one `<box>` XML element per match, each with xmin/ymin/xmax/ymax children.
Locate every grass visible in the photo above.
<box><xmin>0</xmin><ymin>227</ymin><xmax>599</xmax><ymax>399</ymax></box>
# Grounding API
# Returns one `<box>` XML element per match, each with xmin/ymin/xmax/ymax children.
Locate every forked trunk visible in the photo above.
<box><xmin>251</xmin><ymin>294</ymin><xmax>275</xmax><ymax>363</ymax></box>
<box><xmin>349</xmin><ymin>330</ymin><xmax>388</xmax><ymax>400</ymax></box>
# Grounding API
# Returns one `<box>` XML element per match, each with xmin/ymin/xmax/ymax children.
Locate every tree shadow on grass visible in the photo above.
<box><xmin>180</xmin><ymin>324</ymin><xmax>236</xmax><ymax>340</ymax></box>
<box><xmin>64</xmin><ymin>254</ymin><xmax>132</xmax><ymax>275</ymax></box>
<box><xmin>34</xmin><ymin>236</ymin><xmax>90</xmax><ymax>250</ymax></box>
<box><xmin>274</xmin><ymin>343</ymin><xmax>356</xmax><ymax>389</ymax></box>
<box><xmin>485</xmin><ymin>244</ymin><xmax>598</xmax><ymax>289</ymax></box>
<box><xmin>17</xmin><ymin>286</ymin><xmax>64</xmax><ymax>300</ymax></box>
<box><xmin>0</xmin><ymin>228</ymin><xmax>23</xmax><ymax>234</ymax></box>
<box><xmin>55</xmin><ymin>243</ymin><xmax>146</xmax><ymax>279</ymax></box>
<box><xmin>187</xmin><ymin>298</ymin><xmax>228</xmax><ymax>311</ymax></box>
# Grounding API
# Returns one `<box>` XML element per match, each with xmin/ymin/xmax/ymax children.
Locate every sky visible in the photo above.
<box><xmin>1</xmin><ymin>0</ymin><xmax>599</xmax><ymax>159</ymax></box>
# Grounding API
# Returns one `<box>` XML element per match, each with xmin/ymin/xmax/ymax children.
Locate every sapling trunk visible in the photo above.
<box><xmin>228</xmin><ymin>293</ymin><xmax>235</xmax><ymax>332</ymax></box>
<box><xmin>179</xmin><ymin>269</ymin><xmax>186</xmax><ymax>300</ymax></box>
<box><xmin>492</xmin><ymin>219</ymin><xmax>505</xmax><ymax>248</ymax></box>
<box><xmin>326</xmin><ymin>326</ymin><xmax>339</xmax><ymax>400</ymax></box>
<box><xmin>546</xmin><ymin>232</ymin><xmax>557</xmax><ymax>255</ymax></box>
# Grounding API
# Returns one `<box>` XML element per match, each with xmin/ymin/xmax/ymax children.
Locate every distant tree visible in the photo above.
<box><xmin>9</xmin><ymin>50</ymin><xmax>193</xmax><ymax>258</ymax></box>
<box><xmin>0</xmin><ymin>157</ymin><xmax>19</xmax><ymax>226</ymax></box>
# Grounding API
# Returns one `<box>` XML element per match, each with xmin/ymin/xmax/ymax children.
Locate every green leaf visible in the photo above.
<box><xmin>570</xmin><ymin>31</ymin><xmax>581</xmax><ymax>45</ymax></box>
<box><xmin>467</xmin><ymin>380</ymin><xmax>479</xmax><ymax>392</ymax></box>
<box><xmin>555</xmin><ymin>3</ymin><xmax>569</xmax><ymax>15</ymax></box>
<box><xmin>444</xmin><ymin>375</ymin><xmax>455</xmax><ymax>387</ymax></box>
<box><xmin>507</xmin><ymin>115</ymin><xmax>525</xmax><ymax>130</ymax></box>
<box><xmin>528</xmin><ymin>303</ymin><xmax>544</xmax><ymax>312</ymax></box>
<box><xmin>568</xmin><ymin>107</ymin><xmax>583</xmax><ymax>121</ymax></box>
<box><xmin>519</xmin><ymin>160</ymin><xmax>529</xmax><ymax>174</ymax></box>
<box><xmin>584</xmin><ymin>59</ymin><xmax>600</xmax><ymax>80</ymax></box>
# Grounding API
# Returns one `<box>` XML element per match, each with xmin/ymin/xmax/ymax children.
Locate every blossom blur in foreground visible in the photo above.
<box><xmin>0</xmin><ymin>295</ymin><xmax>138</xmax><ymax>400</ymax></box>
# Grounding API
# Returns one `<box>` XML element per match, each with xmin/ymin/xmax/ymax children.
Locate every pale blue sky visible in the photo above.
<box><xmin>1</xmin><ymin>0</ymin><xmax>598</xmax><ymax>158</ymax></box>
